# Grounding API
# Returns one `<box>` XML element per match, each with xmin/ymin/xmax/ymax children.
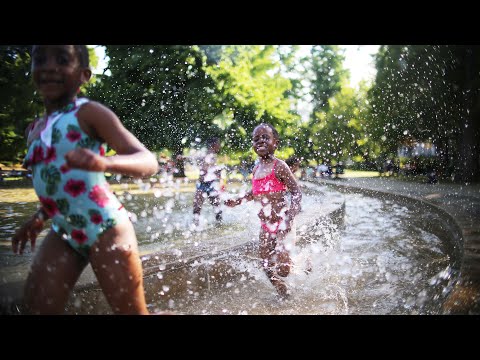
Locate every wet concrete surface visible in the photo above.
<box><xmin>312</xmin><ymin>175</ymin><xmax>480</xmax><ymax>314</ymax></box>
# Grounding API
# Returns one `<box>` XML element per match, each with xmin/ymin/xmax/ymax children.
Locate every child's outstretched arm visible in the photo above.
<box><xmin>224</xmin><ymin>190</ymin><xmax>253</xmax><ymax>207</ymax></box>
<box><xmin>276</xmin><ymin>160</ymin><xmax>302</xmax><ymax>218</ymax></box>
<box><xmin>12</xmin><ymin>207</ymin><xmax>48</xmax><ymax>254</ymax></box>
<box><xmin>64</xmin><ymin>102</ymin><xmax>158</xmax><ymax>178</ymax></box>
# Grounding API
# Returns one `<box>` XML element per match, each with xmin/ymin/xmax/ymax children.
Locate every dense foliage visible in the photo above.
<box><xmin>1</xmin><ymin>44</ymin><xmax>479</xmax><ymax>181</ymax></box>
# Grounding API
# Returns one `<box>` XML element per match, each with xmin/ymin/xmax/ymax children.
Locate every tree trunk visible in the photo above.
<box><xmin>457</xmin><ymin>46</ymin><xmax>480</xmax><ymax>182</ymax></box>
<box><xmin>173</xmin><ymin>149</ymin><xmax>186</xmax><ymax>178</ymax></box>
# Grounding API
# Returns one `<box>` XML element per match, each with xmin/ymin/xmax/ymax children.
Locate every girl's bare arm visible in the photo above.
<box><xmin>276</xmin><ymin>160</ymin><xmax>302</xmax><ymax>218</ymax></box>
<box><xmin>65</xmin><ymin>102</ymin><xmax>158</xmax><ymax>178</ymax></box>
<box><xmin>224</xmin><ymin>190</ymin><xmax>254</xmax><ymax>207</ymax></box>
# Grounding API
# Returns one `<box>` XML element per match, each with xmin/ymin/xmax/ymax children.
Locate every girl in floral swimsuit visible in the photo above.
<box><xmin>24</xmin><ymin>97</ymin><xmax>130</xmax><ymax>257</ymax></box>
<box><xmin>224</xmin><ymin>123</ymin><xmax>302</xmax><ymax>298</ymax></box>
<box><xmin>12</xmin><ymin>45</ymin><xmax>159</xmax><ymax>315</ymax></box>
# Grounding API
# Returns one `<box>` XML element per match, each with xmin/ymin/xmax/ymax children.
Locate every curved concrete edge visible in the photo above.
<box><xmin>138</xmin><ymin>199</ymin><xmax>346</xmax><ymax>280</ymax></box>
<box><xmin>310</xmin><ymin>178</ymin><xmax>480</xmax><ymax>315</ymax></box>
<box><xmin>66</xmin><ymin>187</ymin><xmax>346</xmax><ymax>314</ymax></box>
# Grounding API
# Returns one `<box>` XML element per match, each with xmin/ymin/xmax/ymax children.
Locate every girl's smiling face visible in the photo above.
<box><xmin>31</xmin><ymin>45</ymin><xmax>90</xmax><ymax>105</ymax></box>
<box><xmin>252</xmin><ymin>125</ymin><xmax>278</xmax><ymax>157</ymax></box>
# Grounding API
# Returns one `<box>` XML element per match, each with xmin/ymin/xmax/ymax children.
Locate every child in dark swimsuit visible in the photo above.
<box><xmin>192</xmin><ymin>137</ymin><xmax>223</xmax><ymax>226</ymax></box>
<box><xmin>224</xmin><ymin>123</ymin><xmax>302</xmax><ymax>298</ymax></box>
<box><xmin>177</xmin><ymin>137</ymin><xmax>223</xmax><ymax>227</ymax></box>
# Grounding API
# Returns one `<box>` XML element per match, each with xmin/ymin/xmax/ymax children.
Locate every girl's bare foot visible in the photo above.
<box><xmin>272</xmin><ymin>278</ymin><xmax>290</xmax><ymax>299</ymax></box>
<box><xmin>305</xmin><ymin>258</ymin><xmax>313</xmax><ymax>275</ymax></box>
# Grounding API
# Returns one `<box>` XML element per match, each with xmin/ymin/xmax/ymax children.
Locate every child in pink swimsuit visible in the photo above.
<box><xmin>224</xmin><ymin>123</ymin><xmax>302</xmax><ymax>298</ymax></box>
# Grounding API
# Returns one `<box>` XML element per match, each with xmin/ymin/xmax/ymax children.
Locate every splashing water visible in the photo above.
<box><xmin>0</xmin><ymin>181</ymin><xmax>459</xmax><ymax>314</ymax></box>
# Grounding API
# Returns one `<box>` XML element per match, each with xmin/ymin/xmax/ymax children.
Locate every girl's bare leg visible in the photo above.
<box><xmin>193</xmin><ymin>190</ymin><xmax>205</xmax><ymax>225</ymax></box>
<box><xmin>24</xmin><ymin>230</ymin><xmax>88</xmax><ymax>314</ymax></box>
<box><xmin>208</xmin><ymin>194</ymin><xmax>222</xmax><ymax>221</ymax></box>
<box><xmin>259</xmin><ymin>230</ymin><xmax>289</xmax><ymax>298</ymax></box>
<box><xmin>89</xmin><ymin>220</ymin><xmax>149</xmax><ymax>315</ymax></box>
<box><xmin>275</xmin><ymin>246</ymin><xmax>292</xmax><ymax>277</ymax></box>
<box><xmin>274</xmin><ymin>231</ymin><xmax>292</xmax><ymax>277</ymax></box>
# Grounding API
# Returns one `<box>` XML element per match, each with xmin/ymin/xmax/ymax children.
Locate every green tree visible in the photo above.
<box><xmin>87</xmin><ymin>45</ymin><xmax>220</xmax><ymax>157</ymax></box>
<box><xmin>205</xmin><ymin>45</ymin><xmax>297</xmax><ymax>152</ymax></box>
<box><xmin>0</xmin><ymin>45</ymin><xmax>98</xmax><ymax>164</ymax></box>
<box><xmin>292</xmin><ymin>45</ymin><xmax>348</xmax><ymax>163</ymax></box>
<box><xmin>310</xmin><ymin>84</ymin><xmax>370</xmax><ymax>166</ymax></box>
<box><xmin>369</xmin><ymin>45</ymin><xmax>480</xmax><ymax>182</ymax></box>
<box><xmin>309</xmin><ymin>45</ymin><xmax>348</xmax><ymax>114</ymax></box>
<box><xmin>0</xmin><ymin>46</ymin><xmax>42</xmax><ymax>162</ymax></box>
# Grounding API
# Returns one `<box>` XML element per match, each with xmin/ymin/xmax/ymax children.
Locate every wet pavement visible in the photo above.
<box><xmin>2</xmin><ymin>175</ymin><xmax>479</xmax><ymax>314</ymax></box>
<box><xmin>310</xmin><ymin>175</ymin><xmax>480</xmax><ymax>314</ymax></box>
<box><xmin>0</xmin><ymin>181</ymin><xmax>346</xmax><ymax>315</ymax></box>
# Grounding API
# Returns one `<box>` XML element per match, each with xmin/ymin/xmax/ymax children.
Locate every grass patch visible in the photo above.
<box><xmin>340</xmin><ymin>169</ymin><xmax>380</xmax><ymax>178</ymax></box>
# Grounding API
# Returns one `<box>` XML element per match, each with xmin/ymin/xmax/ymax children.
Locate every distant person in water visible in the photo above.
<box><xmin>179</xmin><ymin>137</ymin><xmax>223</xmax><ymax>226</ymax></box>
<box><xmin>224</xmin><ymin>124</ymin><xmax>302</xmax><ymax>299</ymax></box>
<box><xmin>286</xmin><ymin>156</ymin><xmax>301</xmax><ymax>177</ymax></box>
<box><xmin>12</xmin><ymin>45</ymin><xmax>160</xmax><ymax>315</ymax></box>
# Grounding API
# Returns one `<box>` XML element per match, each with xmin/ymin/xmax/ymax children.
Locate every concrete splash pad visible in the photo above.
<box><xmin>64</xmin><ymin>183</ymin><xmax>345</xmax><ymax>314</ymax></box>
<box><xmin>1</xmin><ymin>179</ymin><xmax>464</xmax><ymax>314</ymax></box>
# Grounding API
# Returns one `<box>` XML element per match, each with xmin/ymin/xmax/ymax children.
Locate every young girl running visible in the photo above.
<box><xmin>12</xmin><ymin>45</ymin><xmax>159</xmax><ymax>314</ymax></box>
<box><xmin>224</xmin><ymin>123</ymin><xmax>302</xmax><ymax>298</ymax></box>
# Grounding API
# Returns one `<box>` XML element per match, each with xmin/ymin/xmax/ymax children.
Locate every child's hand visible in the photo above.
<box><xmin>12</xmin><ymin>212</ymin><xmax>45</xmax><ymax>254</ymax></box>
<box><xmin>257</xmin><ymin>210</ymin><xmax>268</xmax><ymax>222</ymax></box>
<box><xmin>283</xmin><ymin>217</ymin><xmax>293</xmax><ymax>233</ymax></box>
<box><xmin>279</xmin><ymin>210</ymin><xmax>295</xmax><ymax>234</ymax></box>
<box><xmin>224</xmin><ymin>199</ymin><xmax>237</xmax><ymax>207</ymax></box>
<box><xmin>65</xmin><ymin>148</ymin><xmax>107</xmax><ymax>172</ymax></box>
<box><xmin>258</xmin><ymin>209</ymin><xmax>282</xmax><ymax>223</ymax></box>
<box><xmin>277</xmin><ymin>217</ymin><xmax>293</xmax><ymax>237</ymax></box>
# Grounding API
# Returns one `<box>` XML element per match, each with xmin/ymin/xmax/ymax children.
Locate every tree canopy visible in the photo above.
<box><xmin>2</xmin><ymin>44</ymin><xmax>479</xmax><ymax>182</ymax></box>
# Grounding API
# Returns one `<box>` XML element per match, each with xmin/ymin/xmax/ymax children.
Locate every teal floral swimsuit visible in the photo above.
<box><xmin>24</xmin><ymin>98</ymin><xmax>130</xmax><ymax>258</ymax></box>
